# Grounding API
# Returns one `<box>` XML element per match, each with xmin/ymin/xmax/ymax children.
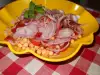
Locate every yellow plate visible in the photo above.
<box><xmin>0</xmin><ymin>0</ymin><xmax>99</xmax><ymax>62</ymax></box>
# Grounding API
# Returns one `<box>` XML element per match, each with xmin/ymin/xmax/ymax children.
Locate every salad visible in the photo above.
<box><xmin>4</xmin><ymin>1</ymin><xmax>83</xmax><ymax>57</ymax></box>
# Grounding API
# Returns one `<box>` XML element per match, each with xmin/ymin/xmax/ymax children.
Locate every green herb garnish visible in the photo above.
<box><xmin>24</xmin><ymin>1</ymin><xmax>44</xmax><ymax>19</ymax></box>
<box><xmin>29</xmin><ymin>1</ymin><xmax>35</xmax><ymax>10</ymax></box>
<box><xmin>24</xmin><ymin>10</ymin><xmax>29</xmax><ymax>18</ymax></box>
<box><xmin>35</xmin><ymin>5</ymin><xmax>44</xmax><ymax>14</ymax></box>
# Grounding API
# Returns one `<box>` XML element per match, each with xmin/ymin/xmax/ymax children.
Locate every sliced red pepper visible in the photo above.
<box><xmin>39</xmin><ymin>16</ymin><xmax>45</xmax><ymax>22</ymax></box>
<box><xmin>55</xmin><ymin>23</ymin><xmax>61</xmax><ymax>36</ymax></box>
<box><xmin>30</xmin><ymin>39</ymin><xmax>41</xmax><ymax>46</ymax></box>
<box><xmin>43</xmin><ymin>40</ymin><xmax>48</xmax><ymax>43</ymax></box>
<box><xmin>35</xmin><ymin>32</ymin><xmax>42</xmax><ymax>38</ymax></box>
<box><xmin>4</xmin><ymin>36</ymin><xmax>15</xmax><ymax>41</ymax></box>
<box><xmin>60</xmin><ymin>42</ymin><xmax>69</xmax><ymax>52</ymax></box>
<box><xmin>11</xmin><ymin>20</ymin><xmax>26</xmax><ymax>33</ymax></box>
<box><xmin>74</xmin><ymin>31</ymin><xmax>78</xmax><ymax>35</ymax></box>
<box><xmin>39</xmin><ymin>16</ymin><xmax>51</xmax><ymax>23</ymax></box>
<box><xmin>11</xmin><ymin>27</ymin><xmax>17</xmax><ymax>33</ymax></box>
<box><xmin>46</xmin><ymin>16</ymin><xmax>51</xmax><ymax>22</ymax></box>
<box><xmin>49</xmin><ymin>45</ymin><xmax>57</xmax><ymax>49</ymax></box>
<box><xmin>23</xmin><ymin>19</ymin><xmax>30</xmax><ymax>23</ymax></box>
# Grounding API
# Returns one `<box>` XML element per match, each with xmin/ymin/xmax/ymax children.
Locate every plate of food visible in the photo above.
<box><xmin>0</xmin><ymin>0</ymin><xmax>99</xmax><ymax>62</ymax></box>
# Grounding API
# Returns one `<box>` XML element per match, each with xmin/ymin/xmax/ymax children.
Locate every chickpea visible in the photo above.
<box><xmin>56</xmin><ymin>45</ymin><xmax>60</xmax><ymax>49</ymax></box>
<box><xmin>18</xmin><ymin>43</ymin><xmax>22</xmax><ymax>48</ymax></box>
<box><xmin>27</xmin><ymin>40</ymin><xmax>30</xmax><ymax>44</ymax></box>
<box><xmin>34</xmin><ymin>46</ymin><xmax>39</xmax><ymax>50</ymax></box>
<box><xmin>71</xmin><ymin>39</ymin><xmax>74</xmax><ymax>44</ymax></box>
<box><xmin>15</xmin><ymin>41</ymin><xmax>19</xmax><ymax>44</ymax></box>
<box><xmin>23</xmin><ymin>43</ymin><xmax>28</xmax><ymax>47</ymax></box>
<box><xmin>31</xmin><ymin>48</ymin><xmax>36</xmax><ymax>51</ymax></box>
<box><xmin>44</xmin><ymin>50</ymin><xmax>49</xmax><ymax>57</ymax></box>
<box><xmin>49</xmin><ymin>51</ymin><xmax>53</xmax><ymax>56</ymax></box>
<box><xmin>5</xmin><ymin>28</ymin><xmax>12</xmax><ymax>35</ymax></box>
<box><xmin>23</xmin><ymin>38</ymin><xmax>28</xmax><ymax>43</ymax></box>
<box><xmin>20</xmin><ymin>41</ymin><xmax>24</xmax><ymax>45</ymax></box>
<box><xmin>17</xmin><ymin>37</ymin><xmax>21</xmax><ymax>41</ymax></box>
<box><xmin>78</xmin><ymin>35</ymin><xmax>82</xmax><ymax>38</ymax></box>
<box><xmin>29</xmin><ymin>43</ymin><xmax>34</xmax><ymax>48</ymax></box>
<box><xmin>22</xmin><ymin>46</ymin><xmax>26</xmax><ymax>50</ymax></box>
<box><xmin>40</xmin><ymin>47</ymin><xmax>44</xmax><ymax>50</ymax></box>
<box><xmin>54</xmin><ymin>53</ymin><xmax>57</xmax><ymax>56</ymax></box>
<box><xmin>50</xmin><ymin>37</ymin><xmax>55</xmax><ymax>40</ymax></box>
<box><xmin>37</xmin><ymin>49</ymin><xmax>42</xmax><ymax>55</ymax></box>
<box><xmin>42</xmin><ymin>49</ymin><xmax>46</xmax><ymax>56</ymax></box>
<box><xmin>42</xmin><ymin>49</ymin><xmax>49</xmax><ymax>57</ymax></box>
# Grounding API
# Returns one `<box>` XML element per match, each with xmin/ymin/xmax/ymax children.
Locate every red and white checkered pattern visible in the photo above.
<box><xmin>0</xmin><ymin>8</ymin><xmax>100</xmax><ymax>75</ymax></box>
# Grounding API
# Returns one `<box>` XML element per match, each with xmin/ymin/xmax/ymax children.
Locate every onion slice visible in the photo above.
<box><xmin>41</xmin><ymin>38</ymin><xmax>71</xmax><ymax>46</ymax></box>
<box><xmin>56</xmin><ymin>28</ymin><xmax>74</xmax><ymax>38</ymax></box>
<box><xmin>53</xmin><ymin>42</ymin><xmax>70</xmax><ymax>53</ymax></box>
<box><xmin>39</xmin><ymin>21</ymin><xmax>56</xmax><ymax>40</ymax></box>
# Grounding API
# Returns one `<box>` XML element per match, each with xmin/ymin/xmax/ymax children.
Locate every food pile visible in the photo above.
<box><xmin>4</xmin><ymin>1</ymin><xmax>83</xmax><ymax>57</ymax></box>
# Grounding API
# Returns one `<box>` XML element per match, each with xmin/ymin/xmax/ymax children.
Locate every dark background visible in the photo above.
<box><xmin>0</xmin><ymin>0</ymin><xmax>100</xmax><ymax>11</ymax></box>
<box><xmin>71</xmin><ymin>0</ymin><xmax>100</xmax><ymax>11</ymax></box>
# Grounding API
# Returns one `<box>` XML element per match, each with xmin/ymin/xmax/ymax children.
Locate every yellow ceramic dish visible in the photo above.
<box><xmin>0</xmin><ymin>0</ymin><xmax>99</xmax><ymax>62</ymax></box>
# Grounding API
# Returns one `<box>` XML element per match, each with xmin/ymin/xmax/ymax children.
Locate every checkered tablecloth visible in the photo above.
<box><xmin>0</xmin><ymin>7</ymin><xmax>100</xmax><ymax>75</ymax></box>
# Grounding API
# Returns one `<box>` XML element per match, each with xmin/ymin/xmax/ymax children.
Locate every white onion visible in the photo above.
<box><xmin>39</xmin><ymin>21</ymin><xmax>56</xmax><ymax>40</ymax></box>
<box><xmin>41</xmin><ymin>38</ymin><xmax>71</xmax><ymax>46</ymax></box>
<box><xmin>57</xmin><ymin>28</ymin><xmax>74</xmax><ymax>38</ymax></box>
<box><xmin>13</xmin><ymin>22</ymin><xmax>38</xmax><ymax>38</ymax></box>
<box><xmin>53</xmin><ymin>42</ymin><xmax>69</xmax><ymax>53</ymax></box>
